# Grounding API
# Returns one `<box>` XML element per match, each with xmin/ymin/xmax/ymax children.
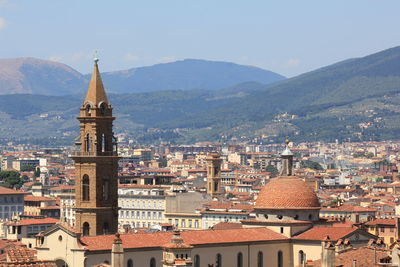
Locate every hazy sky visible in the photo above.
<box><xmin>0</xmin><ymin>0</ymin><xmax>399</xmax><ymax>77</ymax></box>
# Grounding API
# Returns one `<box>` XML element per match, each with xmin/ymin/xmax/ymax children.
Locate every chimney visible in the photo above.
<box><xmin>111</xmin><ymin>233</ymin><xmax>124</xmax><ymax>267</ymax></box>
<box><xmin>321</xmin><ymin>236</ymin><xmax>335</xmax><ymax>267</ymax></box>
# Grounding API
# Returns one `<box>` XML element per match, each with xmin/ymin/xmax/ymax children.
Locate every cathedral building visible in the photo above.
<box><xmin>36</xmin><ymin>60</ymin><xmax>378</xmax><ymax>267</ymax></box>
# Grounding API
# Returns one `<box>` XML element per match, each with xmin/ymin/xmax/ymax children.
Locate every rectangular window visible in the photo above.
<box><xmin>175</xmin><ymin>219</ymin><xmax>179</xmax><ymax>227</ymax></box>
<box><xmin>381</xmin><ymin>227</ymin><xmax>385</xmax><ymax>233</ymax></box>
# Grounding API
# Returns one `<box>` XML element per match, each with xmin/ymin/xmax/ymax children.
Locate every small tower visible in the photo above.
<box><xmin>162</xmin><ymin>231</ymin><xmax>193</xmax><ymax>267</ymax></box>
<box><xmin>111</xmin><ymin>233</ymin><xmax>124</xmax><ymax>267</ymax></box>
<box><xmin>72</xmin><ymin>58</ymin><xmax>120</xmax><ymax>236</ymax></box>
<box><xmin>206</xmin><ymin>152</ymin><xmax>223</xmax><ymax>197</ymax></box>
<box><xmin>280</xmin><ymin>137</ymin><xmax>294</xmax><ymax>176</ymax></box>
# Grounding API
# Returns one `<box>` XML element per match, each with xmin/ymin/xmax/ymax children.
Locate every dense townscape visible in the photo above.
<box><xmin>0</xmin><ymin>61</ymin><xmax>398</xmax><ymax>267</ymax></box>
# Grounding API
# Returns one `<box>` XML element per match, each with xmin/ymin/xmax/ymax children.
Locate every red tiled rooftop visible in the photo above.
<box><xmin>7</xmin><ymin>218</ymin><xmax>58</xmax><ymax>226</ymax></box>
<box><xmin>81</xmin><ymin>227</ymin><xmax>287</xmax><ymax>251</ymax></box>
<box><xmin>294</xmin><ymin>226</ymin><xmax>358</xmax><ymax>240</ymax></box>
<box><xmin>0</xmin><ymin>187</ymin><xmax>26</xmax><ymax>195</ymax></box>
<box><xmin>310</xmin><ymin>246</ymin><xmax>389</xmax><ymax>267</ymax></box>
<box><xmin>24</xmin><ymin>196</ymin><xmax>54</xmax><ymax>202</ymax></box>
<box><xmin>255</xmin><ymin>176</ymin><xmax>320</xmax><ymax>209</ymax></box>
<box><xmin>365</xmin><ymin>218</ymin><xmax>395</xmax><ymax>226</ymax></box>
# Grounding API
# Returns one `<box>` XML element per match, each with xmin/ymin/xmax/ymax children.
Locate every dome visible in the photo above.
<box><xmin>255</xmin><ymin>176</ymin><xmax>320</xmax><ymax>209</ymax></box>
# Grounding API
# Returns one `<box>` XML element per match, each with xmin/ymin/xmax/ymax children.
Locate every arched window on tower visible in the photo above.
<box><xmin>83</xmin><ymin>222</ymin><xmax>90</xmax><ymax>236</ymax></box>
<box><xmin>103</xmin><ymin>180</ymin><xmax>109</xmax><ymax>201</ymax></box>
<box><xmin>85</xmin><ymin>133</ymin><xmax>91</xmax><ymax>152</ymax></box>
<box><xmin>194</xmin><ymin>255</ymin><xmax>200</xmax><ymax>267</ymax></box>
<box><xmin>85</xmin><ymin>104</ymin><xmax>91</xmax><ymax>116</ymax></box>
<box><xmin>103</xmin><ymin>222</ymin><xmax>109</xmax><ymax>235</ymax></box>
<box><xmin>127</xmin><ymin>259</ymin><xmax>133</xmax><ymax>267</ymax></box>
<box><xmin>237</xmin><ymin>252</ymin><xmax>243</xmax><ymax>267</ymax></box>
<box><xmin>214</xmin><ymin>181</ymin><xmax>219</xmax><ymax>192</ymax></box>
<box><xmin>216</xmin><ymin>253</ymin><xmax>222</xmax><ymax>267</ymax></box>
<box><xmin>101</xmin><ymin>134</ymin><xmax>106</xmax><ymax>152</ymax></box>
<box><xmin>277</xmin><ymin>251</ymin><xmax>283</xmax><ymax>267</ymax></box>
<box><xmin>82</xmin><ymin>175</ymin><xmax>90</xmax><ymax>201</ymax></box>
<box><xmin>149</xmin><ymin>257</ymin><xmax>156</xmax><ymax>267</ymax></box>
<box><xmin>99</xmin><ymin>102</ymin><xmax>107</xmax><ymax>116</ymax></box>
<box><xmin>257</xmin><ymin>251</ymin><xmax>263</xmax><ymax>267</ymax></box>
<box><xmin>299</xmin><ymin>250</ymin><xmax>305</xmax><ymax>266</ymax></box>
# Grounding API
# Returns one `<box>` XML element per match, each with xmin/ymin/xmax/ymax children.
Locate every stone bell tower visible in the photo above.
<box><xmin>206</xmin><ymin>152</ymin><xmax>223</xmax><ymax>197</ymax></box>
<box><xmin>72</xmin><ymin>58</ymin><xmax>119</xmax><ymax>236</ymax></box>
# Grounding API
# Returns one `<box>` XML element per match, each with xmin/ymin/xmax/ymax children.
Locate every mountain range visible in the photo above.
<box><xmin>0</xmin><ymin>46</ymin><xmax>400</xmax><ymax>144</ymax></box>
<box><xmin>0</xmin><ymin>58</ymin><xmax>284</xmax><ymax>95</ymax></box>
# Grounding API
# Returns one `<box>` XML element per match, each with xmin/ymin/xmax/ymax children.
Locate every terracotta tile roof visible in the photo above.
<box><xmin>310</xmin><ymin>246</ymin><xmax>390</xmax><ymax>267</ymax></box>
<box><xmin>294</xmin><ymin>226</ymin><xmax>358</xmax><ymax>240</ymax></box>
<box><xmin>81</xmin><ymin>227</ymin><xmax>287</xmax><ymax>251</ymax></box>
<box><xmin>6</xmin><ymin>247</ymin><xmax>36</xmax><ymax>262</ymax></box>
<box><xmin>211</xmin><ymin>222</ymin><xmax>243</xmax><ymax>230</ymax></box>
<box><xmin>255</xmin><ymin>176</ymin><xmax>320</xmax><ymax>209</ymax></box>
<box><xmin>7</xmin><ymin>218</ymin><xmax>58</xmax><ymax>226</ymax></box>
<box><xmin>365</xmin><ymin>218</ymin><xmax>395</xmax><ymax>226</ymax></box>
<box><xmin>0</xmin><ymin>261</ymin><xmax>56</xmax><ymax>266</ymax></box>
<box><xmin>0</xmin><ymin>187</ymin><xmax>26</xmax><ymax>195</ymax></box>
<box><xmin>24</xmin><ymin>196</ymin><xmax>54</xmax><ymax>202</ymax></box>
<box><xmin>321</xmin><ymin>205</ymin><xmax>377</xmax><ymax>212</ymax></box>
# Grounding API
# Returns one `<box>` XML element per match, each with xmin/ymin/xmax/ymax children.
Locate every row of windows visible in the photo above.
<box><xmin>120</xmin><ymin>222</ymin><xmax>154</xmax><ymax>228</ymax></box>
<box><xmin>119</xmin><ymin>200</ymin><xmax>164</xmax><ymax>209</ymax></box>
<box><xmin>168</xmin><ymin>218</ymin><xmax>199</xmax><ymax>228</ymax></box>
<box><xmin>0</xmin><ymin>196</ymin><xmax>23</xmax><ymax>204</ymax></box>
<box><xmin>125</xmin><ymin>257</ymin><xmax>156</xmax><ymax>267</ymax></box>
<box><xmin>0</xmin><ymin>206</ymin><xmax>23</xmax><ymax>212</ymax></box>
<box><xmin>119</xmin><ymin>210</ymin><xmax>163</xmax><ymax>220</ymax></box>
<box><xmin>204</xmin><ymin>215</ymin><xmax>247</xmax><ymax>221</ymax></box>
<box><xmin>192</xmin><ymin>251</ymin><xmax>279</xmax><ymax>267</ymax></box>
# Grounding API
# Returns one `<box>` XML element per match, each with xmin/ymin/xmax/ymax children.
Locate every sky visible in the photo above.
<box><xmin>0</xmin><ymin>0</ymin><xmax>399</xmax><ymax>77</ymax></box>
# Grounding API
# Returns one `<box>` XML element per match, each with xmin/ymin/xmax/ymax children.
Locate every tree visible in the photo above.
<box><xmin>300</xmin><ymin>160</ymin><xmax>324</xmax><ymax>170</ymax></box>
<box><xmin>265</xmin><ymin>165</ymin><xmax>279</xmax><ymax>176</ymax></box>
<box><xmin>34</xmin><ymin>168</ymin><xmax>41</xmax><ymax>177</ymax></box>
<box><xmin>0</xmin><ymin>171</ymin><xmax>27</xmax><ymax>189</ymax></box>
<box><xmin>157</xmin><ymin>158</ymin><xmax>168</xmax><ymax>168</ymax></box>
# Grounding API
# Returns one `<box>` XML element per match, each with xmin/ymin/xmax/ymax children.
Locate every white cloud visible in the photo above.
<box><xmin>0</xmin><ymin>18</ymin><xmax>7</xmax><ymax>31</ymax></box>
<box><xmin>123</xmin><ymin>53</ymin><xmax>139</xmax><ymax>62</ymax></box>
<box><xmin>48</xmin><ymin>55</ymin><xmax>63</xmax><ymax>62</ymax></box>
<box><xmin>158</xmin><ymin>56</ymin><xmax>178</xmax><ymax>64</ymax></box>
<box><xmin>285</xmin><ymin>58</ymin><xmax>301</xmax><ymax>68</ymax></box>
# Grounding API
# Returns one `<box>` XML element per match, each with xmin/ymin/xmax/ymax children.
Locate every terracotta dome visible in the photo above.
<box><xmin>255</xmin><ymin>176</ymin><xmax>320</xmax><ymax>209</ymax></box>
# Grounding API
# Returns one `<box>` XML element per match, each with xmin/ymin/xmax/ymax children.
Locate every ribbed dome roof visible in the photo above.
<box><xmin>255</xmin><ymin>176</ymin><xmax>320</xmax><ymax>209</ymax></box>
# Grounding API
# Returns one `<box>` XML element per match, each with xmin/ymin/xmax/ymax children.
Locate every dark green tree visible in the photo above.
<box><xmin>265</xmin><ymin>165</ymin><xmax>279</xmax><ymax>176</ymax></box>
<box><xmin>300</xmin><ymin>160</ymin><xmax>324</xmax><ymax>170</ymax></box>
<box><xmin>0</xmin><ymin>171</ymin><xmax>26</xmax><ymax>189</ymax></box>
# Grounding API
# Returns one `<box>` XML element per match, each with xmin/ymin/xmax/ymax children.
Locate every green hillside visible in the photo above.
<box><xmin>1</xmin><ymin>46</ymin><xmax>400</xmax><ymax>144</ymax></box>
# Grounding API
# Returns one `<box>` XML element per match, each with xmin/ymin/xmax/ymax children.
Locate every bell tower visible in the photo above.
<box><xmin>206</xmin><ymin>152</ymin><xmax>223</xmax><ymax>197</ymax></box>
<box><xmin>72</xmin><ymin>58</ymin><xmax>119</xmax><ymax>236</ymax></box>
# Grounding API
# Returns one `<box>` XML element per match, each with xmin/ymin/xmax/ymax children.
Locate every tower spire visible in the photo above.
<box><xmin>84</xmin><ymin>58</ymin><xmax>109</xmax><ymax>106</ymax></box>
